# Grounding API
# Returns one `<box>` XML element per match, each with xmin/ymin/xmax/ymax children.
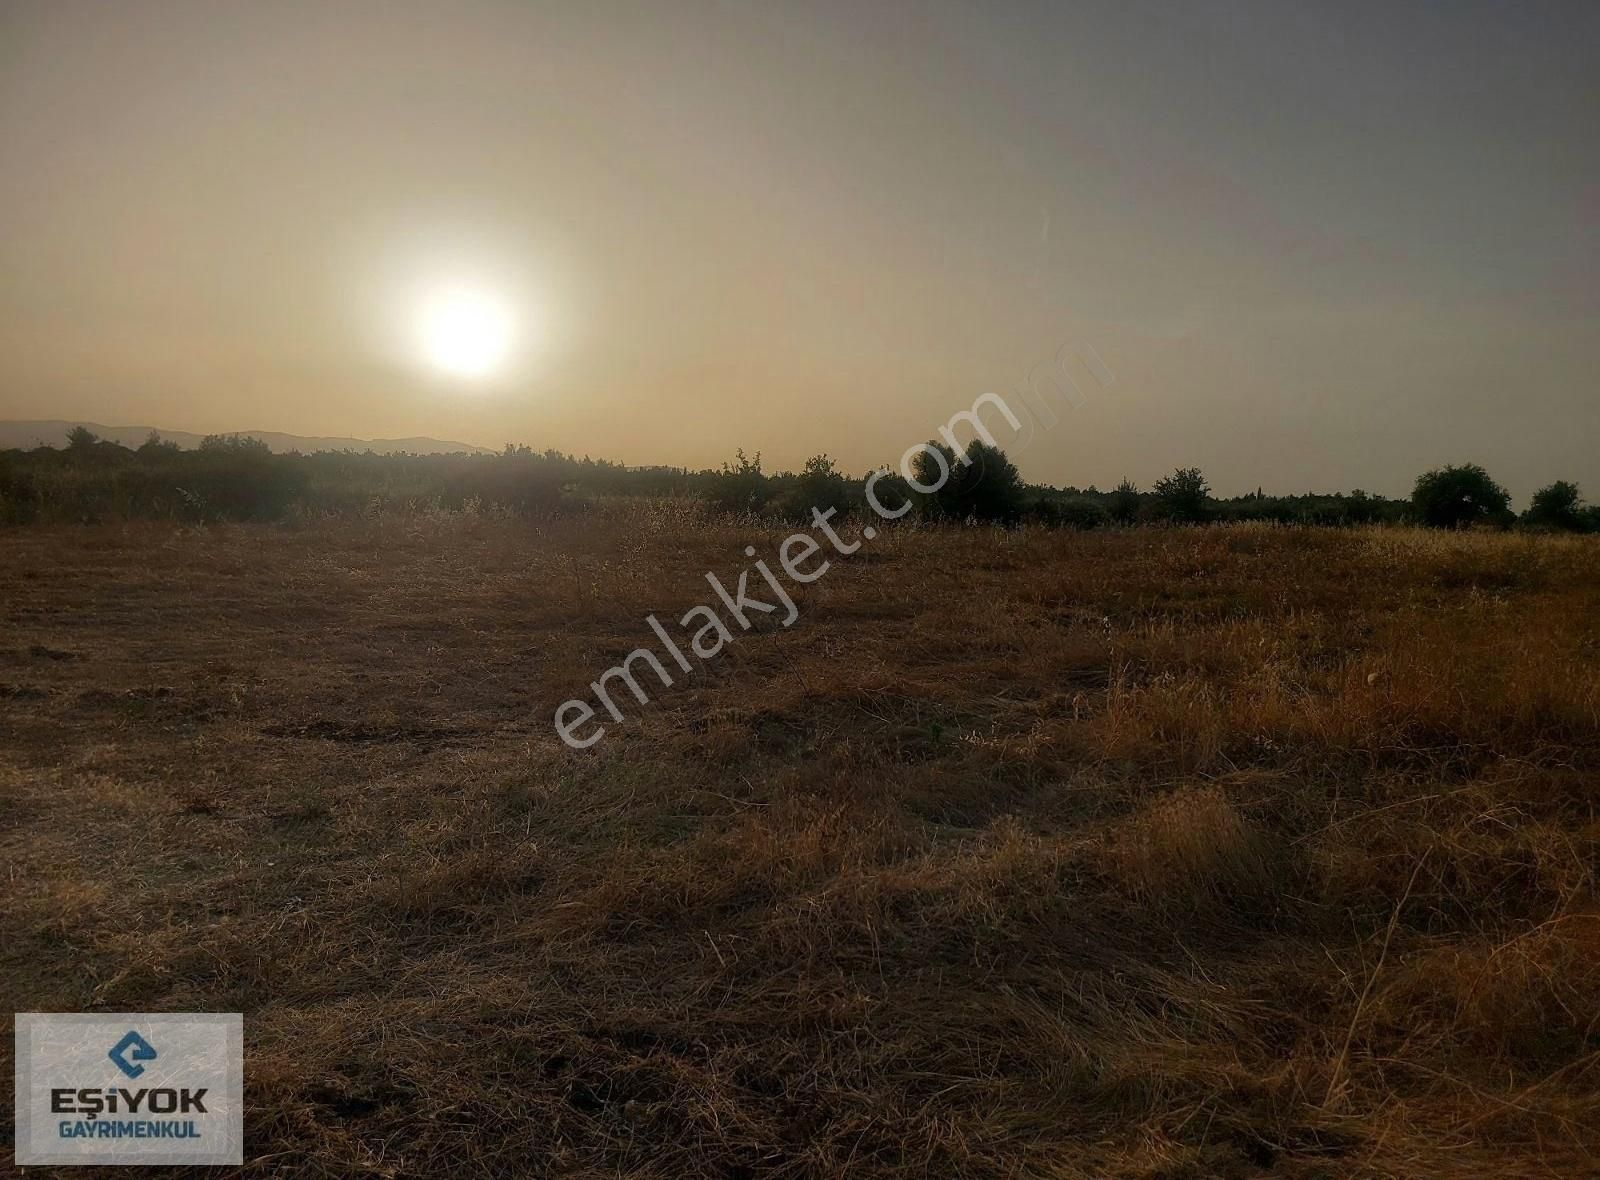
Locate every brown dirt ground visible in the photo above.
<box><xmin>2</xmin><ymin>511</ymin><xmax>1599</xmax><ymax>1177</ymax></box>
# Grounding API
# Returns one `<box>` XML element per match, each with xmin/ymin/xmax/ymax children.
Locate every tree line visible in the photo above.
<box><xmin>0</xmin><ymin>425</ymin><xmax>1594</xmax><ymax>533</ymax></box>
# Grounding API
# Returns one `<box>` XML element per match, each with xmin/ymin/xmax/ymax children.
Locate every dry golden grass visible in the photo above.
<box><xmin>2</xmin><ymin>513</ymin><xmax>1598</xmax><ymax>1177</ymax></box>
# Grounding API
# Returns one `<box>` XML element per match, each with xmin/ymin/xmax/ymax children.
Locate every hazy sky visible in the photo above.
<box><xmin>2</xmin><ymin>1</ymin><xmax>1595</xmax><ymax>497</ymax></box>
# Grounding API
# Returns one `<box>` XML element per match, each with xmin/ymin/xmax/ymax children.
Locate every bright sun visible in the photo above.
<box><xmin>418</xmin><ymin>287</ymin><xmax>514</xmax><ymax>378</ymax></box>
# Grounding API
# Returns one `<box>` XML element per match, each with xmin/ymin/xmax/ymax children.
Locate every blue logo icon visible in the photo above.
<box><xmin>108</xmin><ymin>1031</ymin><xmax>157</xmax><ymax>1079</ymax></box>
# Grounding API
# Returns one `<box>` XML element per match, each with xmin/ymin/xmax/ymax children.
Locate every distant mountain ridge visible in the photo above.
<box><xmin>0</xmin><ymin>420</ymin><xmax>495</xmax><ymax>456</ymax></box>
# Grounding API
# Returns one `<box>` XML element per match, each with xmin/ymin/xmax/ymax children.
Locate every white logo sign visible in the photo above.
<box><xmin>14</xmin><ymin>1012</ymin><xmax>243</xmax><ymax>1166</ymax></box>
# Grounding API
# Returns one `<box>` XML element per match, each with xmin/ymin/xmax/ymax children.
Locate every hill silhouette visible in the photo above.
<box><xmin>0</xmin><ymin>420</ymin><xmax>493</xmax><ymax>456</ymax></box>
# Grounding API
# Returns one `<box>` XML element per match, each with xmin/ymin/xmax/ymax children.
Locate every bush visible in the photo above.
<box><xmin>179</xmin><ymin>436</ymin><xmax>309</xmax><ymax>521</ymax></box>
<box><xmin>1345</xmin><ymin>490</ymin><xmax>1385</xmax><ymax>525</ymax></box>
<box><xmin>445</xmin><ymin>450</ymin><xmax>565</xmax><ymax>516</ymax></box>
<box><xmin>1411</xmin><ymin>463</ymin><xmax>1512</xmax><ymax>529</ymax></box>
<box><xmin>864</xmin><ymin>469</ymin><xmax>913</xmax><ymax>522</ymax></box>
<box><xmin>1025</xmin><ymin>498</ymin><xmax>1064</xmax><ymax>527</ymax></box>
<box><xmin>793</xmin><ymin>453</ymin><xmax>850</xmax><ymax>519</ymax></box>
<box><xmin>705</xmin><ymin>450</ymin><xmax>769</xmax><ymax>516</ymax></box>
<box><xmin>1027</xmin><ymin>497</ymin><xmax>1108</xmax><ymax>529</ymax></box>
<box><xmin>138</xmin><ymin>431</ymin><xmax>181</xmax><ymax>456</ymax></box>
<box><xmin>0</xmin><ymin>455</ymin><xmax>40</xmax><ymax>524</ymax></box>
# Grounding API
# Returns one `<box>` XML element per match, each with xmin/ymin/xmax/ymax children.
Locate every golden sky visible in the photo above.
<box><xmin>2</xmin><ymin>1</ymin><xmax>1596</xmax><ymax>497</ymax></box>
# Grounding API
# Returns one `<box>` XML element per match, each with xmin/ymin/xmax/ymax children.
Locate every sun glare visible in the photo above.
<box><xmin>418</xmin><ymin>287</ymin><xmax>514</xmax><ymax>378</ymax></box>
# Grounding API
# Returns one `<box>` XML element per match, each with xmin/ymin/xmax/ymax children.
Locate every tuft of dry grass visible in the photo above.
<box><xmin>1104</xmin><ymin>786</ymin><xmax>1280</xmax><ymax>913</ymax></box>
<box><xmin>1</xmin><ymin>516</ymin><xmax>1598</xmax><ymax>1177</ymax></box>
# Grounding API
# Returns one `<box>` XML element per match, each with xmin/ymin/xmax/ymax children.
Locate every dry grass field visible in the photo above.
<box><xmin>3</xmin><ymin>509</ymin><xmax>1599</xmax><ymax>1178</ymax></box>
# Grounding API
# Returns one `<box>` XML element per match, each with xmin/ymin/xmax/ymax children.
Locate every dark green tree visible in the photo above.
<box><xmin>1525</xmin><ymin>480</ymin><xmax>1584</xmax><ymax>531</ymax></box>
<box><xmin>909</xmin><ymin>441</ymin><xmax>960</xmax><ymax>518</ymax></box>
<box><xmin>910</xmin><ymin>440</ymin><xmax>1025</xmax><ymax>523</ymax></box>
<box><xmin>1108</xmin><ymin>478</ymin><xmax>1140</xmax><ymax>524</ymax></box>
<box><xmin>1411</xmin><ymin>463</ymin><xmax>1511</xmax><ymax>529</ymax></box>
<box><xmin>66</xmin><ymin>425</ymin><xmax>99</xmax><ymax>451</ymax></box>
<box><xmin>138</xmin><ymin>431</ymin><xmax>180</xmax><ymax>456</ymax></box>
<box><xmin>953</xmin><ymin>441</ymin><xmax>1026</xmax><ymax>523</ymax></box>
<box><xmin>1153</xmin><ymin>467</ymin><xmax>1211</xmax><ymax>522</ymax></box>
